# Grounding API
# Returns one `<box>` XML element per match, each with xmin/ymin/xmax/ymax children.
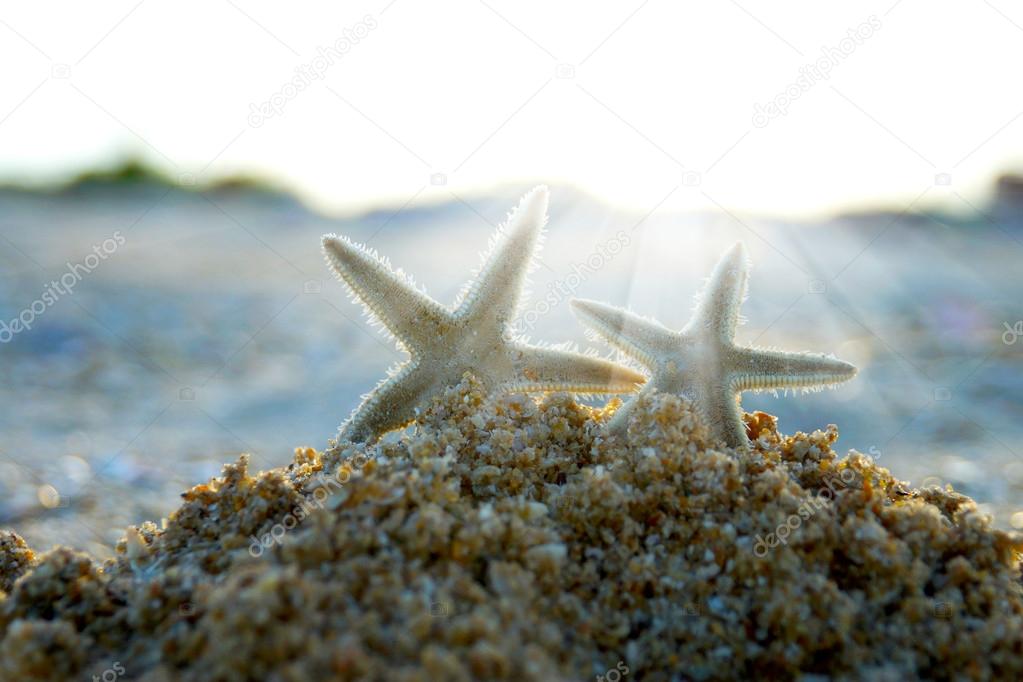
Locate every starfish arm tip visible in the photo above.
<box><xmin>455</xmin><ymin>188</ymin><xmax>550</xmax><ymax>316</ymax></box>
<box><xmin>687</xmin><ymin>242</ymin><xmax>752</xmax><ymax>338</ymax></box>
<box><xmin>619</xmin><ymin>367</ymin><xmax>648</xmax><ymax>388</ymax></box>
<box><xmin>568</xmin><ymin>297</ymin><xmax>592</xmax><ymax>314</ymax></box>
<box><xmin>836</xmin><ymin>358</ymin><xmax>858</xmax><ymax>381</ymax></box>
<box><xmin>727</xmin><ymin>240</ymin><xmax>748</xmax><ymax>258</ymax></box>
<box><xmin>321</xmin><ymin>233</ymin><xmax>358</xmax><ymax>265</ymax></box>
<box><xmin>717</xmin><ymin>242</ymin><xmax>750</xmax><ymax>275</ymax></box>
<box><xmin>513</xmin><ymin>185</ymin><xmax>550</xmax><ymax>231</ymax></box>
<box><xmin>816</xmin><ymin>353</ymin><xmax>858</xmax><ymax>383</ymax></box>
<box><xmin>527</xmin><ymin>183</ymin><xmax>549</xmax><ymax>200</ymax></box>
<box><xmin>568</xmin><ymin>297</ymin><xmax>610</xmax><ymax>322</ymax></box>
<box><xmin>567</xmin><ymin>298</ymin><xmax>615</xmax><ymax>340</ymax></box>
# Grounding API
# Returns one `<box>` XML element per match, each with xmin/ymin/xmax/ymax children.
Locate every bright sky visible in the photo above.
<box><xmin>1</xmin><ymin>0</ymin><xmax>1021</xmax><ymax>218</ymax></box>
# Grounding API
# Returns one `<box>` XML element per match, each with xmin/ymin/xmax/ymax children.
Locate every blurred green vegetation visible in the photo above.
<box><xmin>0</xmin><ymin>156</ymin><xmax>287</xmax><ymax>196</ymax></box>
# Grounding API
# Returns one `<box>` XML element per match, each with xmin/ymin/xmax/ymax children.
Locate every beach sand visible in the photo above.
<box><xmin>1</xmin><ymin>376</ymin><xmax>1021</xmax><ymax>681</ymax></box>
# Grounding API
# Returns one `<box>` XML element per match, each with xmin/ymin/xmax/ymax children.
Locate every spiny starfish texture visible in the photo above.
<box><xmin>571</xmin><ymin>242</ymin><xmax>857</xmax><ymax>447</ymax></box>
<box><xmin>323</xmin><ymin>186</ymin><xmax>644</xmax><ymax>443</ymax></box>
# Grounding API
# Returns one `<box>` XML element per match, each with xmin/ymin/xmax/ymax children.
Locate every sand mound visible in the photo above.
<box><xmin>1</xmin><ymin>376</ymin><xmax>1021</xmax><ymax>681</ymax></box>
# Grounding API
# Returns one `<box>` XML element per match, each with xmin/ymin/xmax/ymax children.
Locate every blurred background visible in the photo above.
<box><xmin>1</xmin><ymin>0</ymin><xmax>1021</xmax><ymax>556</ymax></box>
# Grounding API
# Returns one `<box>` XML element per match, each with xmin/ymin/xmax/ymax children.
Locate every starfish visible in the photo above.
<box><xmin>323</xmin><ymin>186</ymin><xmax>644</xmax><ymax>443</ymax></box>
<box><xmin>570</xmin><ymin>242</ymin><xmax>857</xmax><ymax>447</ymax></box>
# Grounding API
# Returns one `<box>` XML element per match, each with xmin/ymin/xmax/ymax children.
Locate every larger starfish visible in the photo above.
<box><xmin>571</xmin><ymin>242</ymin><xmax>857</xmax><ymax>447</ymax></box>
<box><xmin>323</xmin><ymin>186</ymin><xmax>644</xmax><ymax>443</ymax></box>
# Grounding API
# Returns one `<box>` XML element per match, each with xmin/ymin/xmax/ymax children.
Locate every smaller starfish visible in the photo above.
<box><xmin>571</xmin><ymin>242</ymin><xmax>857</xmax><ymax>447</ymax></box>
<box><xmin>323</xmin><ymin>186</ymin><xmax>644</xmax><ymax>443</ymax></box>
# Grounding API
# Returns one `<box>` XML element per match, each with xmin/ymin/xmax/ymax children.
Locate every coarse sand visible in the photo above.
<box><xmin>1</xmin><ymin>376</ymin><xmax>1021</xmax><ymax>681</ymax></box>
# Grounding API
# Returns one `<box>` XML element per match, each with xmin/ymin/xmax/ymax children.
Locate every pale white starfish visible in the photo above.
<box><xmin>570</xmin><ymin>242</ymin><xmax>857</xmax><ymax>447</ymax></box>
<box><xmin>323</xmin><ymin>186</ymin><xmax>644</xmax><ymax>443</ymax></box>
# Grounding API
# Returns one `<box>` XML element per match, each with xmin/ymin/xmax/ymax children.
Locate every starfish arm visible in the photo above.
<box><xmin>456</xmin><ymin>186</ymin><xmax>548</xmax><ymax>328</ymax></box>
<box><xmin>338</xmin><ymin>362</ymin><xmax>438</xmax><ymax>443</ymax></box>
<box><xmin>504</xmin><ymin>343</ymin><xmax>646</xmax><ymax>394</ymax></box>
<box><xmin>685</xmin><ymin>242</ymin><xmax>749</xmax><ymax>342</ymax></box>
<box><xmin>731</xmin><ymin>347</ymin><xmax>858</xmax><ymax>392</ymax></box>
<box><xmin>606</xmin><ymin>382</ymin><xmax>654</xmax><ymax>434</ymax></box>
<box><xmin>569</xmin><ymin>298</ymin><xmax>674</xmax><ymax>368</ymax></box>
<box><xmin>692</xmin><ymin>379</ymin><xmax>748</xmax><ymax>448</ymax></box>
<box><xmin>323</xmin><ymin>234</ymin><xmax>451</xmax><ymax>352</ymax></box>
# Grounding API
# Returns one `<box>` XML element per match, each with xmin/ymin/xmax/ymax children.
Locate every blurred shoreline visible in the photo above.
<box><xmin>1</xmin><ymin>160</ymin><xmax>1022</xmax><ymax>554</ymax></box>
